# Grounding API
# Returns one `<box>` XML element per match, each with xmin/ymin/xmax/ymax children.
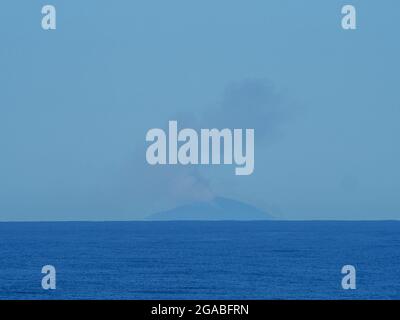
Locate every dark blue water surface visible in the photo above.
<box><xmin>0</xmin><ymin>221</ymin><xmax>399</xmax><ymax>299</ymax></box>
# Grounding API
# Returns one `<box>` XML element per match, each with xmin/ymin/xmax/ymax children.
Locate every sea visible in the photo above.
<box><xmin>0</xmin><ymin>221</ymin><xmax>399</xmax><ymax>300</ymax></box>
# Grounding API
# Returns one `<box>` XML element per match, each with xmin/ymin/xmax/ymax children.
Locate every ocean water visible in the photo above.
<box><xmin>0</xmin><ymin>221</ymin><xmax>399</xmax><ymax>300</ymax></box>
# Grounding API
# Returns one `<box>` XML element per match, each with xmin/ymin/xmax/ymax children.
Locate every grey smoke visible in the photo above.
<box><xmin>205</xmin><ymin>78</ymin><xmax>292</xmax><ymax>141</ymax></box>
<box><xmin>135</xmin><ymin>78</ymin><xmax>294</xmax><ymax>212</ymax></box>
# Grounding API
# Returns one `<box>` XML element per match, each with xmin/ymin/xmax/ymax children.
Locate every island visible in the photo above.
<box><xmin>146</xmin><ymin>197</ymin><xmax>273</xmax><ymax>221</ymax></box>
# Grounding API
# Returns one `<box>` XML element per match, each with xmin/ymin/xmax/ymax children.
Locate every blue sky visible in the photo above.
<box><xmin>0</xmin><ymin>0</ymin><xmax>399</xmax><ymax>220</ymax></box>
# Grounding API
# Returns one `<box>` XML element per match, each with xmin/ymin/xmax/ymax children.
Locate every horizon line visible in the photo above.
<box><xmin>0</xmin><ymin>219</ymin><xmax>399</xmax><ymax>223</ymax></box>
